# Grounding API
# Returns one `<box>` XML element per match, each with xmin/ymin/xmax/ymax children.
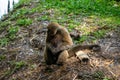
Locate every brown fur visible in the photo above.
<box><xmin>44</xmin><ymin>22</ymin><xmax>101</xmax><ymax>65</ymax></box>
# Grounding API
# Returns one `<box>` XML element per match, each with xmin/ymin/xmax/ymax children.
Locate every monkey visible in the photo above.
<box><xmin>44</xmin><ymin>22</ymin><xmax>101</xmax><ymax>65</ymax></box>
<box><xmin>44</xmin><ymin>22</ymin><xmax>73</xmax><ymax>65</ymax></box>
<box><xmin>56</xmin><ymin>44</ymin><xmax>100</xmax><ymax>65</ymax></box>
<box><xmin>46</xmin><ymin>22</ymin><xmax>73</xmax><ymax>54</ymax></box>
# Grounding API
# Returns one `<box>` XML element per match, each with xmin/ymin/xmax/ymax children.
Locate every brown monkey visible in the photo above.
<box><xmin>46</xmin><ymin>22</ymin><xmax>73</xmax><ymax>53</ymax></box>
<box><xmin>44</xmin><ymin>22</ymin><xmax>100</xmax><ymax>65</ymax></box>
<box><xmin>44</xmin><ymin>22</ymin><xmax>73</xmax><ymax>65</ymax></box>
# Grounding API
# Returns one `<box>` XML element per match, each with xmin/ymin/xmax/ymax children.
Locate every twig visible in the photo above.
<box><xmin>104</xmin><ymin>42</ymin><xmax>111</xmax><ymax>52</ymax></box>
<box><xmin>100</xmin><ymin>42</ymin><xmax>112</xmax><ymax>59</ymax></box>
<box><xmin>73</xmin><ymin>74</ymin><xmax>78</xmax><ymax>80</ymax></box>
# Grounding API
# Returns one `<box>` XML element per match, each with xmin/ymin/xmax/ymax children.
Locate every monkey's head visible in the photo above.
<box><xmin>47</xmin><ymin>22</ymin><xmax>61</xmax><ymax>36</ymax></box>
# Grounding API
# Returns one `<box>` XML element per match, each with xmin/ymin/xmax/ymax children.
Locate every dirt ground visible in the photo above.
<box><xmin>0</xmin><ymin>24</ymin><xmax>120</xmax><ymax>80</ymax></box>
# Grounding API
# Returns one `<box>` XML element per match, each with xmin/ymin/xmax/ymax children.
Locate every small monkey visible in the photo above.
<box><xmin>46</xmin><ymin>22</ymin><xmax>73</xmax><ymax>54</ymax></box>
<box><xmin>44</xmin><ymin>22</ymin><xmax>100</xmax><ymax>65</ymax></box>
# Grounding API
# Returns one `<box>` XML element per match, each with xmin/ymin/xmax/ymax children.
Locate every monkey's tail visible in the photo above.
<box><xmin>68</xmin><ymin>44</ymin><xmax>101</xmax><ymax>56</ymax></box>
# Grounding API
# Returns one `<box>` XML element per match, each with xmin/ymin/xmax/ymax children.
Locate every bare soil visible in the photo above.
<box><xmin>0</xmin><ymin>26</ymin><xmax>120</xmax><ymax>80</ymax></box>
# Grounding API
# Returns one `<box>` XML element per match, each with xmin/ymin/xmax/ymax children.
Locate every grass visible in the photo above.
<box><xmin>13</xmin><ymin>61</ymin><xmax>26</xmax><ymax>69</ymax></box>
<box><xmin>37</xmin><ymin>0</ymin><xmax>120</xmax><ymax>43</ymax></box>
<box><xmin>0</xmin><ymin>0</ymin><xmax>32</xmax><ymax>47</ymax></box>
<box><xmin>39</xmin><ymin>0</ymin><xmax>120</xmax><ymax>16</ymax></box>
<box><xmin>36</xmin><ymin>15</ymin><xmax>50</xmax><ymax>21</ymax></box>
<box><xmin>0</xmin><ymin>0</ymin><xmax>120</xmax><ymax>45</ymax></box>
<box><xmin>8</xmin><ymin>26</ymin><xmax>19</xmax><ymax>40</ymax></box>
<box><xmin>0</xmin><ymin>26</ymin><xmax>19</xmax><ymax>46</ymax></box>
<box><xmin>16</xmin><ymin>18</ymin><xmax>32</xmax><ymax>26</ymax></box>
<box><xmin>0</xmin><ymin>21</ymin><xmax>11</xmax><ymax>28</ymax></box>
<box><xmin>0</xmin><ymin>55</ymin><xmax>6</xmax><ymax>61</ymax></box>
<box><xmin>13</xmin><ymin>0</ymin><xmax>31</xmax><ymax>9</ymax></box>
<box><xmin>10</xmin><ymin>8</ymin><xmax>30</xmax><ymax>20</ymax></box>
<box><xmin>0</xmin><ymin>38</ymin><xmax>9</xmax><ymax>47</ymax></box>
<box><xmin>2</xmin><ymin>61</ymin><xmax>26</xmax><ymax>79</ymax></box>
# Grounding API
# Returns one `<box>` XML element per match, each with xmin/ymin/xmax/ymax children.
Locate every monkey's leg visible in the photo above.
<box><xmin>44</xmin><ymin>49</ymin><xmax>56</xmax><ymax>65</ymax></box>
<box><xmin>57</xmin><ymin>50</ymin><xmax>69</xmax><ymax>65</ymax></box>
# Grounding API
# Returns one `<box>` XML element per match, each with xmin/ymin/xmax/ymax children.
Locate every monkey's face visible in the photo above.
<box><xmin>47</xmin><ymin>22</ymin><xmax>61</xmax><ymax>36</ymax></box>
<box><xmin>47</xmin><ymin>27</ymin><xmax>58</xmax><ymax>36</ymax></box>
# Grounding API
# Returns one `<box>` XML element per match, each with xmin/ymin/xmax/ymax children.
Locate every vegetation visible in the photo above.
<box><xmin>37</xmin><ymin>0</ymin><xmax>120</xmax><ymax>43</ymax></box>
<box><xmin>0</xmin><ymin>0</ymin><xmax>120</xmax><ymax>79</ymax></box>
<box><xmin>1</xmin><ymin>0</ymin><xmax>120</xmax><ymax>46</ymax></box>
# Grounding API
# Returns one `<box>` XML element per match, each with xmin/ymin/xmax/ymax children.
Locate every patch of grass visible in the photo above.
<box><xmin>93</xmin><ymin>71</ymin><xmax>105</xmax><ymax>79</ymax></box>
<box><xmin>29</xmin><ymin>8</ymin><xmax>38</xmax><ymax>14</ymax></box>
<box><xmin>0</xmin><ymin>55</ymin><xmax>6</xmax><ymax>61</ymax></box>
<box><xmin>9</xmin><ymin>61</ymin><xmax>26</xmax><ymax>73</ymax></box>
<box><xmin>0</xmin><ymin>21</ymin><xmax>11</xmax><ymax>28</ymax></box>
<box><xmin>0</xmin><ymin>38</ymin><xmax>9</xmax><ymax>47</ymax></box>
<box><xmin>92</xmin><ymin>71</ymin><xmax>111</xmax><ymax>80</ymax></box>
<box><xmin>76</xmin><ymin>35</ymin><xmax>88</xmax><ymax>43</ymax></box>
<box><xmin>68</xmin><ymin>23</ymin><xmax>77</xmax><ymax>31</ymax></box>
<box><xmin>37</xmin><ymin>0</ymin><xmax>120</xmax><ymax>29</ymax></box>
<box><xmin>2</xmin><ymin>61</ymin><xmax>26</xmax><ymax>79</ymax></box>
<box><xmin>40</xmin><ymin>0</ymin><xmax>120</xmax><ymax>16</ymax></box>
<box><xmin>16</xmin><ymin>18</ymin><xmax>32</xmax><ymax>26</ymax></box>
<box><xmin>13</xmin><ymin>61</ymin><xmax>26</xmax><ymax>69</ymax></box>
<box><xmin>103</xmin><ymin>77</ymin><xmax>111</xmax><ymax>80</ymax></box>
<box><xmin>93</xmin><ymin>30</ymin><xmax>106</xmax><ymax>38</ymax></box>
<box><xmin>1</xmin><ymin>0</ymin><xmax>120</xmax><ymax>45</ymax></box>
<box><xmin>8</xmin><ymin>26</ymin><xmax>19</xmax><ymax>34</ymax></box>
<box><xmin>36</xmin><ymin>15</ymin><xmax>50</xmax><ymax>21</ymax></box>
<box><xmin>76</xmin><ymin>29</ymin><xmax>107</xmax><ymax>43</ymax></box>
<box><xmin>0</xmin><ymin>26</ymin><xmax>19</xmax><ymax>47</ymax></box>
<box><xmin>10</xmin><ymin>8</ymin><xmax>30</xmax><ymax>20</ymax></box>
<box><xmin>7</xmin><ymin>26</ymin><xmax>19</xmax><ymax>40</ymax></box>
<box><xmin>13</xmin><ymin>0</ymin><xmax>31</xmax><ymax>9</ymax></box>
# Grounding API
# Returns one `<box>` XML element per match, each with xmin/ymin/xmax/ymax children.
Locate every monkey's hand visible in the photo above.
<box><xmin>49</xmin><ymin>45</ymin><xmax>71</xmax><ymax>55</ymax></box>
<box><xmin>56</xmin><ymin>45</ymin><xmax>71</xmax><ymax>53</ymax></box>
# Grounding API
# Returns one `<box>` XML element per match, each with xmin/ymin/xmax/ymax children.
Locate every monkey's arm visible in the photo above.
<box><xmin>49</xmin><ymin>28</ymin><xmax>73</xmax><ymax>54</ymax></box>
<box><xmin>47</xmin><ymin>43</ymin><xmax>72</xmax><ymax>54</ymax></box>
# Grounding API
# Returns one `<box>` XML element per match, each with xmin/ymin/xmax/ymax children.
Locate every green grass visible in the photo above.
<box><xmin>8</xmin><ymin>26</ymin><xmax>19</xmax><ymax>40</ymax></box>
<box><xmin>36</xmin><ymin>15</ymin><xmax>50</xmax><ymax>21</ymax></box>
<box><xmin>92</xmin><ymin>71</ymin><xmax>105</xmax><ymax>80</ymax></box>
<box><xmin>13</xmin><ymin>61</ymin><xmax>26</xmax><ymax>69</ymax></box>
<box><xmin>0</xmin><ymin>55</ymin><xmax>6</xmax><ymax>61</ymax></box>
<box><xmin>39</xmin><ymin>0</ymin><xmax>120</xmax><ymax>16</ymax></box>
<box><xmin>0</xmin><ymin>21</ymin><xmax>11</xmax><ymax>28</ymax></box>
<box><xmin>0</xmin><ymin>0</ymin><xmax>32</xmax><ymax>47</ymax></box>
<box><xmin>16</xmin><ymin>18</ymin><xmax>32</xmax><ymax>26</ymax></box>
<box><xmin>2</xmin><ymin>61</ymin><xmax>26</xmax><ymax>78</ymax></box>
<box><xmin>0</xmin><ymin>26</ymin><xmax>19</xmax><ymax>47</ymax></box>
<box><xmin>0</xmin><ymin>0</ymin><xmax>120</xmax><ymax>46</ymax></box>
<box><xmin>0</xmin><ymin>38</ymin><xmax>9</xmax><ymax>47</ymax></box>
<box><xmin>9</xmin><ymin>61</ymin><xmax>26</xmax><ymax>72</ymax></box>
<box><xmin>10</xmin><ymin>8</ymin><xmax>30</xmax><ymax>20</ymax></box>
<box><xmin>13</xmin><ymin>0</ymin><xmax>31</xmax><ymax>9</ymax></box>
<box><xmin>37</xmin><ymin>0</ymin><xmax>120</xmax><ymax>43</ymax></box>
